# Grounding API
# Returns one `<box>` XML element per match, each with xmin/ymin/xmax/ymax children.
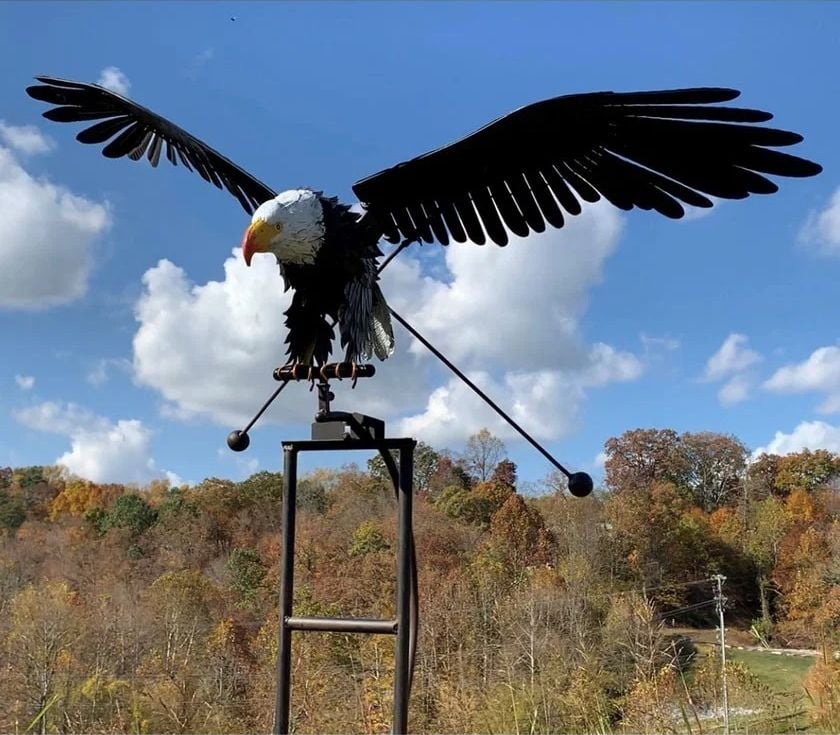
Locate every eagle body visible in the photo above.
<box><xmin>245</xmin><ymin>188</ymin><xmax>394</xmax><ymax>364</ymax></box>
<box><xmin>25</xmin><ymin>76</ymin><xmax>822</xmax><ymax>367</ymax></box>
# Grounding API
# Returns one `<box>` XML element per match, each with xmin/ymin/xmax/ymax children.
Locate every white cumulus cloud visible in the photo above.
<box><xmin>14</xmin><ymin>374</ymin><xmax>35</xmax><ymax>390</ymax></box>
<box><xmin>0</xmin><ymin>121</ymin><xmax>55</xmax><ymax>155</ymax></box>
<box><xmin>131</xmin><ymin>202</ymin><xmax>642</xmax><ymax>446</ymax></box>
<box><xmin>14</xmin><ymin>401</ymin><xmax>176</xmax><ymax>485</ymax></box>
<box><xmin>752</xmin><ymin>420</ymin><xmax>840</xmax><ymax>457</ymax></box>
<box><xmin>399</xmin><ymin>202</ymin><xmax>624</xmax><ymax>370</ymax></box>
<box><xmin>763</xmin><ymin>345</ymin><xmax>840</xmax><ymax>413</ymax></box>
<box><xmin>799</xmin><ymin>186</ymin><xmax>840</xmax><ymax>257</ymax></box>
<box><xmin>703</xmin><ymin>333</ymin><xmax>762</xmax><ymax>381</ymax></box>
<box><xmin>96</xmin><ymin>66</ymin><xmax>130</xmax><ymax>96</ymax></box>
<box><xmin>718</xmin><ymin>374</ymin><xmax>752</xmax><ymax>407</ymax></box>
<box><xmin>399</xmin><ymin>344</ymin><xmax>641</xmax><ymax>445</ymax></box>
<box><xmin>87</xmin><ymin>357</ymin><xmax>132</xmax><ymax>386</ymax></box>
<box><xmin>133</xmin><ymin>252</ymin><xmax>300</xmax><ymax>426</ymax></box>
<box><xmin>0</xmin><ymin>144</ymin><xmax>111</xmax><ymax>309</ymax></box>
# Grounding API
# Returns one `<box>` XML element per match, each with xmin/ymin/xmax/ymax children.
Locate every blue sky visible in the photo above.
<box><xmin>1</xmin><ymin>1</ymin><xmax>839</xmax><ymax>489</ymax></box>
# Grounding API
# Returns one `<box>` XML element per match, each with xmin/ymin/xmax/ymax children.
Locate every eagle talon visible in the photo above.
<box><xmin>350</xmin><ymin>362</ymin><xmax>359</xmax><ymax>388</ymax></box>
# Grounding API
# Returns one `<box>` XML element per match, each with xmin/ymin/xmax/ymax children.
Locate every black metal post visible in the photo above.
<box><xmin>393</xmin><ymin>443</ymin><xmax>414</xmax><ymax>734</ymax></box>
<box><xmin>272</xmin><ymin>437</ymin><xmax>415</xmax><ymax>734</ymax></box>
<box><xmin>274</xmin><ymin>446</ymin><xmax>298</xmax><ymax>735</ymax></box>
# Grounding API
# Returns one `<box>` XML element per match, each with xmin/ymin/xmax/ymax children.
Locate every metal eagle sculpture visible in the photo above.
<box><xmin>27</xmin><ymin>77</ymin><xmax>821</xmax><ymax>367</ymax></box>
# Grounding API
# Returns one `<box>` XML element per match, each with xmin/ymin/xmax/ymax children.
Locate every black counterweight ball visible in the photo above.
<box><xmin>227</xmin><ymin>430</ymin><xmax>250</xmax><ymax>452</ymax></box>
<box><xmin>568</xmin><ymin>471</ymin><xmax>593</xmax><ymax>497</ymax></box>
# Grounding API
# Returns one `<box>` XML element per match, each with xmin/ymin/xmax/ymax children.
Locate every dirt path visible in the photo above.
<box><xmin>670</xmin><ymin>626</ymin><xmax>819</xmax><ymax>657</ymax></box>
<box><xmin>724</xmin><ymin>643</ymin><xmax>819</xmax><ymax>657</ymax></box>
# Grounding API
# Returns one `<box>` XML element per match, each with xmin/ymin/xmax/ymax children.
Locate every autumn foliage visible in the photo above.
<box><xmin>0</xmin><ymin>429</ymin><xmax>837</xmax><ymax>733</ymax></box>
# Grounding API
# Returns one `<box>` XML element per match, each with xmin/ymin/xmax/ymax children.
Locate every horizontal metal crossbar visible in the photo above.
<box><xmin>285</xmin><ymin>615</ymin><xmax>398</xmax><ymax>634</ymax></box>
<box><xmin>283</xmin><ymin>438</ymin><xmax>416</xmax><ymax>453</ymax></box>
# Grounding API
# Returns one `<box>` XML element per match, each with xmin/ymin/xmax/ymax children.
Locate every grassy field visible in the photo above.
<box><xmin>693</xmin><ymin>642</ymin><xmax>817</xmax><ymax>732</ymax></box>
<box><xmin>726</xmin><ymin>647</ymin><xmax>815</xmax><ymax>695</ymax></box>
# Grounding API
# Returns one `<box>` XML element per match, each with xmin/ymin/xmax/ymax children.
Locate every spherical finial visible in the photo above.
<box><xmin>227</xmin><ymin>430</ymin><xmax>250</xmax><ymax>452</ymax></box>
<box><xmin>567</xmin><ymin>471</ymin><xmax>593</xmax><ymax>497</ymax></box>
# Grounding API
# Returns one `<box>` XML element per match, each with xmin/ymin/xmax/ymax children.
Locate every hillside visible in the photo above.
<box><xmin>0</xmin><ymin>429</ymin><xmax>838</xmax><ymax>733</ymax></box>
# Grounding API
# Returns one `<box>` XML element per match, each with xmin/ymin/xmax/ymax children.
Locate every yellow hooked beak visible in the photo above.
<box><xmin>241</xmin><ymin>218</ymin><xmax>281</xmax><ymax>266</ymax></box>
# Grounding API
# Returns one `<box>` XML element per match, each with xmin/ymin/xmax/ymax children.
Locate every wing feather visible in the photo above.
<box><xmin>452</xmin><ymin>192</ymin><xmax>485</xmax><ymax>244</ymax></box>
<box><xmin>353</xmin><ymin>87</ymin><xmax>821</xmax><ymax>246</ymax></box>
<box><xmin>438</xmin><ymin>198</ymin><xmax>468</xmax><ymax>243</ymax></box>
<box><xmin>471</xmin><ymin>186</ymin><xmax>508</xmax><ymax>246</ymax></box>
<box><xmin>524</xmin><ymin>170</ymin><xmax>565</xmax><ymax>229</ymax></box>
<box><xmin>27</xmin><ymin>76</ymin><xmax>276</xmax><ymax>214</ymax></box>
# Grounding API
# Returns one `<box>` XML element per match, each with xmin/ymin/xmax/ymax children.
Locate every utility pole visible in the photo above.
<box><xmin>714</xmin><ymin>574</ymin><xmax>730</xmax><ymax>735</ymax></box>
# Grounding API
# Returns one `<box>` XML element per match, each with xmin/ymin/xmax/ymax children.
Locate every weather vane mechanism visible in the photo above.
<box><xmin>24</xmin><ymin>72</ymin><xmax>824</xmax><ymax>735</ymax></box>
<box><xmin>24</xmin><ymin>75</ymin><xmax>822</xmax><ymax>503</ymax></box>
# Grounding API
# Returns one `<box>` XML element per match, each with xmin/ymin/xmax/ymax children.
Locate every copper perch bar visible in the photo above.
<box><xmin>273</xmin><ymin>362</ymin><xmax>376</xmax><ymax>382</ymax></box>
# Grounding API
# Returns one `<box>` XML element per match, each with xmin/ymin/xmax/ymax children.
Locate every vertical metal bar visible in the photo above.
<box><xmin>392</xmin><ymin>440</ymin><xmax>414</xmax><ymax>734</ymax></box>
<box><xmin>274</xmin><ymin>446</ymin><xmax>298</xmax><ymax>735</ymax></box>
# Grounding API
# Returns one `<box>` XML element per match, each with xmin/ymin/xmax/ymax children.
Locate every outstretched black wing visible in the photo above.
<box><xmin>353</xmin><ymin>88</ymin><xmax>822</xmax><ymax>246</ymax></box>
<box><xmin>26</xmin><ymin>76</ymin><xmax>276</xmax><ymax>214</ymax></box>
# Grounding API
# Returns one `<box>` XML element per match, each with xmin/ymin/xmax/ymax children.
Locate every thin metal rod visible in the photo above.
<box><xmin>285</xmin><ymin>616</ymin><xmax>397</xmax><ymax>634</ymax></box>
<box><xmin>243</xmin><ymin>381</ymin><xmax>288</xmax><ymax>435</ymax></box>
<box><xmin>377</xmin><ymin>238</ymin><xmax>417</xmax><ymax>275</ymax></box>
<box><xmin>393</xmin><ymin>443</ymin><xmax>414</xmax><ymax>735</ymax></box>
<box><xmin>274</xmin><ymin>446</ymin><xmax>298</xmax><ymax>735</ymax></box>
<box><xmin>388</xmin><ymin>307</ymin><xmax>572</xmax><ymax>478</ymax></box>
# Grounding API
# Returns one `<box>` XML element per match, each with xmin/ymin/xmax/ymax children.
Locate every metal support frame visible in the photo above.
<box><xmin>274</xmin><ymin>437</ymin><xmax>415</xmax><ymax>735</ymax></box>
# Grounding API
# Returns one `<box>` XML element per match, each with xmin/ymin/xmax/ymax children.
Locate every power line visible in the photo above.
<box><xmin>641</xmin><ymin>577</ymin><xmax>716</xmax><ymax>594</ymax></box>
<box><xmin>655</xmin><ymin>599</ymin><xmax>717</xmax><ymax>620</ymax></box>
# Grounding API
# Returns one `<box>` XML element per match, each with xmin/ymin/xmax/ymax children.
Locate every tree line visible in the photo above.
<box><xmin>0</xmin><ymin>427</ymin><xmax>837</xmax><ymax>733</ymax></box>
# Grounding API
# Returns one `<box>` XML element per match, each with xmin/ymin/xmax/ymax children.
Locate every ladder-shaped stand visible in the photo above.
<box><xmin>274</xmin><ymin>428</ymin><xmax>415</xmax><ymax>734</ymax></box>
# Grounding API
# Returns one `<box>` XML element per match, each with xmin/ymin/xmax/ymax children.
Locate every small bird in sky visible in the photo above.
<box><xmin>27</xmin><ymin>77</ymin><xmax>821</xmax><ymax>367</ymax></box>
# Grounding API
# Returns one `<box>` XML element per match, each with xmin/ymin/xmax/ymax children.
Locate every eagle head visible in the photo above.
<box><xmin>242</xmin><ymin>189</ymin><xmax>325</xmax><ymax>267</ymax></box>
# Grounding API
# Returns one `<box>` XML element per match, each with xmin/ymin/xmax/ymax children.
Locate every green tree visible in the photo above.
<box><xmin>296</xmin><ymin>477</ymin><xmax>330</xmax><ymax>513</ymax></box>
<box><xmin>12</xmin><ymin>465</ymin><xmax>45</xmax><ymax>489</ymax></box>
<box><xmin>226</xmin><ymin>548</ymin><xmax>267</xmax><ymax>609</ymax></box>
<box><xmin>237</xmin><ymin>471</ymin><xmax>283</xmax><ymax>504</ymax></box>
<box><xmin>367</xmin><ymin>441</ymin><xmax>441</xmax><ymax>494</ymax></box>
<box><xmin>434</xmin><ymin>480</ymin><xmax>513</xmax><ymax>527</ymax></box>
<box><xmin>106</xmin><ymin>493</ymin><xmax>158</xmax><ymax>537</ymax></box>
<box><xmin>744</xmin><ymin>495</ymin><xmax>791</xmax><ymax>631</ymax></box>
<box><xmin>0</xmin><ymin>489</ymin><xmax>26</xmax><ymax>533</ymax></box>
<box><xmin>774</xmin><ymin>449</ymin><xmax>840</xmax><ymax>494</ymax></box>
<box><xmin>349</xmin><ymin>520</ymin><xmax>390</xmax><ymax>557</ymax></box>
